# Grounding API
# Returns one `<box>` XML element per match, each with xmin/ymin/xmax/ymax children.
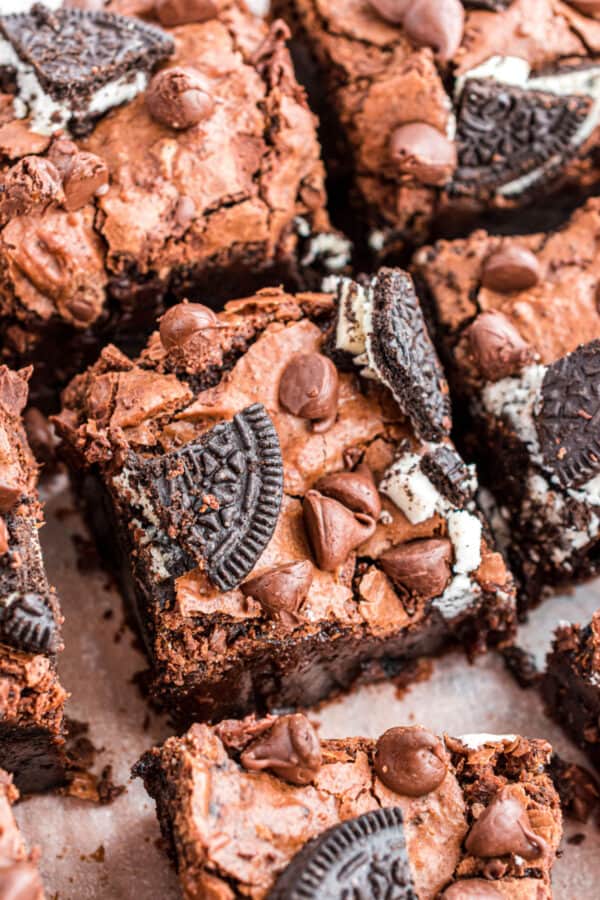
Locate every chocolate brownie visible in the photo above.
<box><xmin>413</xmin><ymin>198</ymin><xmax>600</xmax><ymax>611</ymax></box>
<box><xmin>0</xmin><ymin>2</ymin><xmax>345</xmax><ymax>407</ymax></box>
<box><xmin>0</xmin><ymin>366</ymin><xmax>67</xmax><ymax>793</ymax></box>
<box><xmin>276</xmin><ymin>0</ymin><xmax>600</xmax><ymax>257</ymax></box>
<box><xmin>54</xmin><ymin>270</ymin><xmax>516</xmax><ymax>724</ymax></box>
<box><xmin>544</xmin><ymin>611</ymin><xmax>600</xmax><ymax>775</ymax></box>
<box><xmin>135</xmin><ymin>716</ymin><xmax>562</xmax><ymax>899</ymax></box>
<box><xmin>0</xmin><ymin>769</ymin><xmax>44</xmax><ymax>898</ymax></box>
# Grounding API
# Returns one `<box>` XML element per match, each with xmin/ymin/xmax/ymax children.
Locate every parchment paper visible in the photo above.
<box><xmin>10</xmin><ymin>474</ymin><xmax>600</xmax><ymax>899</ymax></box>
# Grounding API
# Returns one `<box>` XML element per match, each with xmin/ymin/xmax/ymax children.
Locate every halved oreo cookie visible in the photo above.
<box><xmin>536</xmin><ymin>340</ymin><xmax>600</xmax><ymax>488</ymax></box>
<box><xmin>366</xmin><ymin>269</ymin><xmax>452</xmax><ymax>442</ymax></box>
<box><xmin>0</xmin><ymin>4</ymin><xmax>174</xmax><ymax>135</ymax></box>
<box><xmin>0</xmin><ymin>592</ymin><xmax>61</xmax><ymax>655</ymax></box>
<box><xmin>452</xmin><ymin>79</ymin><xmax>591</xmax><ymax>198</ymax></box>
<box><xmin>127</xmin><ymin>404</ymin><xmax>283</xmax><ymax>592</ymax></box>
<box><xmin>268</xmin><ymin>807</ymin><xmax>416</xmax><ymax>900</ymax></box>
<box><xmin>421</xmin><ymin>444</ymin><xmax>474</xmax><ymax>507</ymax></box>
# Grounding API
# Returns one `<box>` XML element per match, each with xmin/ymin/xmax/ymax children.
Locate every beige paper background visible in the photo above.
<box><xmin>7</xmin><ymin>474</ymin><xmax>598</xmax><ymax>899</ymax></box>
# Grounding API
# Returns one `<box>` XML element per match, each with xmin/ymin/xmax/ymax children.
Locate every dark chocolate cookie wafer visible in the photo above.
<box><xmin>128</xmin><ymin>404</ymin><xmax>283</xmax><ymax>591</ymax></box>
<box><xmin>0</xmin><ymin>592</ymin><xmax>60</xmax><ymax>655</ymax></box>
<box><xmin>452</xmin><ymin>79</ymin><xmax>592</xmax><ymax>197</ymax></box>
<box><xmin>421</xmin><ymin>444</ymin><xmax>474</xmax><ymax>507</ymax></box>
<box><xmin>268</xmin><ymin>807</ymin><xmax>416</xmax><ymax>900</ymax></box>
<box><xmin>367</xmin><ymin>269</ymin><xmax>451</xmax><ymax>442</ymax></box>
<box><xmin>536</xmin><ymin>340</ymin><xmax>600</xmax><ymax>488</ymax></box>
<box><xmin>463</xmin><ymin>0</ymin><xmax>513</xmax><ymax>9</ymax></box>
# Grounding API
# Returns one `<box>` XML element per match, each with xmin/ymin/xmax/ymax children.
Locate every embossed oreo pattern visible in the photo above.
<box><xmin>452</xmin><ymin>79</ymin><xmax>591</xmax><ymax>196</ymax></box>
<box><xmin>536</xmin><ymin>340</ymin><xmax>600</xmax><ymax>487</ymax></box>
<box><xmin>0</xmin><ymin>592</ymin><xmax>60</xmax><ymax>654</ymax></box>
<box><xmin>140</xmin><ymin>404</ymin><xmax>283</xmax><ymax>591</ymax></box>
<box><xmin>421</xmin><ymin>445</ymin><xmax>474</xmax><ymax>507</ymax></box>
<box><xmin>268</xmin><ymin>807</ymin><xmax>416</xmax><ymax>900</ymax></box>
<box><xmin>367</xmin><ymin>269</ymin><xmax>451</xmax><ymax>441</ymax></box>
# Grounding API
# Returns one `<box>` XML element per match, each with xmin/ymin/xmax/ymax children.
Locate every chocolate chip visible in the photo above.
<box><xmin>0</xmin><ymin>156</ymin><xmax>62</xmax><ymax>223</ymax></box>
<box><xmin>146</xmin><ymin>67</ymin><xmax>215</xmax><ymax>130</ymax></box>
<box><xmin>481</xmin><ymin>247</ymin><xmax>541</xmax><ymax>293</ymax></box>
<box><xmin>268</xmin><ymin>807</ymin><xmax>416</xmax><ymax>900</ymax></box>
<box><xmin>380</xmin><ymin>538</ymin><xmax>452</xmax><ymax>602</ymax></box>
<box><xmin>389</xmin><ymin>123</ymin><xmax>456</xmax><ymax>187</ymax></box>
<box><xmin>241</xmin><ymin>561</ymin><xmax>313</xmax><ymax>627</ymax></box>
<box><xmin>155</xmin><ymin>0</ymin><xmax>218</xmax><ymax>26</ymax></box>
<box><xmin>61</xmin><ymin>151</ymin><xmax>108</xmax><ymax>211</ymax></box>
<box><xmin>0</xmin><ymin>862</ymin><xmax>44</xmax><ymax>900</ymax></box>
<box><xmin>403</xmin><ymin>0</ymin><xmax>464</xmax><ymax>61</ymax></box>
<box><xmin>368</xmin><ymin>0</ymin><xmax>411</xmax><ymax>23</ymax></box>
<box><xmin>0</xmin><ymin>517</ymin><xmax>8</xmax><ymax>555</ymax></box>
<box><xmin>47</xmin><ymin>138</ymin><xmax>79</xmax><ymax>178</ymax></box>
<box><xmin>315</xmin><ymin>463</ymin><xmax>381</xmax><ymax>519</ymax></box>
<box><xmin>0</xmin><ymin>592</ymin><xmax>61</xmax><ymax>655</ymax></box>
<box><xmin>279</xmin><ymin>353</ymin><xmax>339</xmax><ymax>433</ymax></box>
<box><xmin>465</xmin><ymin>786</ymin><xmax>547</xmax><ymax>860</ymax></box>
<box><xmin>303</xmin><ymin>491</ymin><xmax>376</xmax><ymax>571</ymax></box>
<box><xmin>536</xmin><ymin>340</ymin><xmax>600</xmax><ymax>487</ymax></box>
<box><xmin>240</xmin><ymin>714</ymin><xmax>322</xmax><ymax>785</ymax></box>
<box><xmin>566</xmin><ymin>0</ymin><xmax>600</xmax><ymax>15</ymax></box>
<box><xmin>159</xmin><ymin>302</ymin><xmax>218</xmax><ymax>351</ymax></box>
<box><xmin>441</xmin><ymin>881</ymin><xmax>502</xmax><ymax>899</ymax></box>
<box><xmin>374</xmin><ymin>726</ymin><xmax>448</xmax><ymax>797</ymax></box>
<box><xmin>466</xmin><ymin>311</ymin><xmax>534</xmax><ymax>381</ymax></box>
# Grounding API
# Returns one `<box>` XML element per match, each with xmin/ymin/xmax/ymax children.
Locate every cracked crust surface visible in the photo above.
<box><xmin>135</xmin><ymin>721</ymin><xmax>561</xmax><ymax>900</ymax></box>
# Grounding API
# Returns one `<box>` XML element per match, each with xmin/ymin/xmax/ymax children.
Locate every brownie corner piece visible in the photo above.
<box><xmin>413</xmin><ymin>197</ymin><xmax>600</xmax><ymax>611</ymax></box>
<box><xmin>56</xmin><ymin>271</ymin><xmax>516</xmax><ymax>725</ymax></box>
<box><xmin>136</xmin><ymin>716</ymin><xmax>561</xmax><ymax>899</ymax></box>
<box><xmin>0</xmin><ymin>365</ymin><xmax>67</xmax><ymax>793</ymax></box>
<box><xmin>0</xmin><ymin>3</ymin><xmax>344</xmax><ymax>404</ymax></box>
<box><xmin>0</xmin><ymin>768</ymin><xmax>45</xmax><ymax>897</ymax></box>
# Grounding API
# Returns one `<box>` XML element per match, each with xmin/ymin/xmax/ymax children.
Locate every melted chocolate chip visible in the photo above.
<box><xmin>481</xmin><ymin>247</ymin><xmax>541</xmax><ymax>294</ymax></box>
<box><xmin>0</xmin><ymin>592</ymin><xmax>61</xmax><ymax>655</ymax></box>
<box><xmin>279</xmin><ymin>353</ymin><xmax>339</xmax><ymax>432</ymax></box>
<box><xmin>62</xmin><ymin>151</ymin><xmax>109</xmax><ymax>211</ymax></box>
<box><xmin>241</xmin><ymin>561</ymin><xmax>312</xmax><ymax>627</ymax></box>
<box><xmin>315</xmin><ymin>463</ymin><xmax>381</xmax><ymax>519</ymax></box>
<box><xmin>146</xmin><ymin>66</ymin><xmax>215</xmax><ymax>130</ymax></box>
<box><xmin>441</xmin><ymin>880</ymin><xmax>502</xmax><ymax>899</ymax></box>
<box><xmin>159</xmin><ymin>302</ymin><xmax>218</xmax><ymax>351</ymax></box>
<box><xmin>403</xmin><ymin>0</ymin><xmax>464</xmax><ymax>61</ymax></box>
<box><xmin>374</xmin><ymin>726</ymin><xmax>448</xmax><ymax>797</ymax></box>
<box><xmin>368</xmin><ymin>0</ymin><xmax>412</xmax><ymax>24</ymax></box>
<box><xmin>155</xmin><ymin>0</ymin><xmax>218</xmax><ymax>26</ymax></box>
<box><xmin>380</xmin><ymin>538</ymin><xmax>452</xmax><ymax>602</ymax></box>
<box><xmin>0</xmin><ymin>156</ymin><xmax>62</xmax><ymax>223</ymax></box>
<box><xmin>465</xmin><ymin>786</ymin><xmax>547</xmax><ymax>860</ymax></box>
<box><xmin>0</xmin><ymin>862</ymin><xmax>44</xmax><ymax>900</ymax></box>
<box><xmin>240</xmin><ymin>714</ymin><xmax>322</xmax><ymax>785</ymax></box>
<box><xmin>466</xmin><ymin>310</ymin><xmax>533</xmax><ymax>381</ymax></box>
<box><xmin>268</xmin><ymin>807</ymin><xmax>416</xmax><ymax>900</ymax></box>
<box><xmin>536</xmin><ymin>340</ymin><xmax>600</xmax><ymax>487</ymax></box>
<box><xmin>0</xmin><ymin>518</ymin><xmax>8</xmax><ymax>555</ymax></box>
<box><xmin>390</xmin><ymin>122</ymin><xmax>456</xmax><ymax>186</ymax></box>
<box><xmin>303</xmin><ymin>491</ymin><xmax>376</xmax><ymax>571</ymax></box>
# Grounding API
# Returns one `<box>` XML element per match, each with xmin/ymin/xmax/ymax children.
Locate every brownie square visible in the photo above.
<box><xmin>413</xmin><ymin>198</ymin><xmax>600</xmax><ymax>611</ymax></box>
<box><xmin>0</xmin><ymin>366</ymin><xmax>67</xmax><ymax>793</ymax></box>
<box><xmin>276</xmin><ymin>0</ymin><xmax>600</xmax><ymax>257</ymax></box>
<box><xmin>55</xmin><ymin>269</ymin><xmax>516</xmax><ymax>725</ymax></box>
<box><xmin>0</xmin><ymin>769</ymin><xmax>44</xmax><ymax>898</ymax></box>
<box><xmin>135</xmin><ymin>715</ymin><xmax>562</xmax><ymax>899</ymax></box>
<box><xmin>0</xmin><ymin>3</ymin><xmax>345</xmax><ymax>406</ymax></box>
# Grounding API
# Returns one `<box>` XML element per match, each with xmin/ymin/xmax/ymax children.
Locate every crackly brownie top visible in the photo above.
<box><xmin>137</xmin><ymin>717</ymin><xmax>560</xmax><ymax>899</ymax></box>
<box><xmin>56</xmin><ymin>274</ymin><xmax>513</xmax><ymax>655</ymax></box>
<box><xmin>0</xmin><ymin>365</ymin><xmax>63</xmax><ymax>659</ymax></box>
<box><xmin>0</xmin><ymin>769</ymin><xmax>44</xmax><ymax>899</ymax></box>
<box><xmin>291</xmin><ymin>0</ymin><xmax>600</xmax><ymax>225</ymax></box>
<box><xmin>0</xmin><ymin>3</ymin><xmax>330</xmax><ymax>339</ymax></box>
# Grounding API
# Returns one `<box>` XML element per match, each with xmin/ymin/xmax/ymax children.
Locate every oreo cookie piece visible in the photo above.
<box><xmin>0</xmin><ymin>592</ymin><xmax>61</xmax><ymax>655</ymax></box>
<box><xmin>463</xmin><ymin>0</ymin><xmax>512</xmax><ymax>9</ymax></box>
<box><xmin>126</xmin><ymin>404</ymin><xmax>283</xmax><ymax>592</ymax></box>
<box><xmin>366</xmin><ymin>269</ymin><xmax>452</xmax><ymax>442</ymax></box>
<box><xmin>536</xmin><ymin>340</ymin><xmax>600</xmax><ymax>488</ymax></box>
<box><xmin>268</xmin><ymin>807</ymin><xmax>416</xmax><ymax>900</ymax></box>
<box><xmin>421</xmin><ymin>445</ymin><xmax>475</xmax><ymax>507</ymax></box>
<box><xmin>0</xmin><ymin>4</ymin><xmax>174</xmax><ymax>136</ymax></box>
<box><xmin>452</xmin><ymin>79</ymin><xmax>592</xmax><ymax>198</ymax></box>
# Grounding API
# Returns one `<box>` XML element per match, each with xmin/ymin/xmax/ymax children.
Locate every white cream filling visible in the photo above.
<box><xmin>459</xmin><ymin>733</ymin><xmax>518</xmax><ymax>749</ymax></box>
<box><xmin>481</xmin><ymin>364</ymin><xmax>547</xmax><ymax>463</ymax></box>
<box><xmin>0</xmin><ymin>34</ymin><xmax>150</xmax><ymax>135</ymax></box>
<box><xmin>300</xmin><ymin>231</ymin><xmax>352</xmax><ymax>272</ymax></box>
